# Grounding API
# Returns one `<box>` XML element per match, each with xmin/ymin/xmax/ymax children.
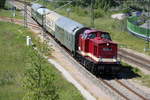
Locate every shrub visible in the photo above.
<box><xmin>94</xmin><ymin>9</ymin><xmax>105</xmax><ymax>18</ymax></box>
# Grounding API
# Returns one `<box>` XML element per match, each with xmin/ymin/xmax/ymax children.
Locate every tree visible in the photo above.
<box><xmin>22</xmin><ymin>47</ymin><xmax>59</xmax><ymax>100</ymax></box>
<box><xmin>74</xmin><ymin>0</ymin><xmax>117</xmax><ymax>10</ymax></box>
<box><xmin>0</xmin><ymin>0</ymin><xmax>6</xmax><ymax>9</ymax></box>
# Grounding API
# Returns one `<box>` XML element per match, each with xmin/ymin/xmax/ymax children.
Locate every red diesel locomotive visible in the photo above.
<box><xmin>76</xmin><ymin>29</ymin><xmax>120</xmax><ymax>75</ymax></box>
<box><xmin>31</xmin><ymin>3</ymin><xmax>120</xmax><ymax>75</ymax></box>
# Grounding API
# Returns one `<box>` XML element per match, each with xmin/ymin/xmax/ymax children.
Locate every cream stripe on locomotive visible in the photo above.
<box><xmin>79</xmin><ymin>51</ymin><xmax>117</xmax><ymax>63</ymax></box>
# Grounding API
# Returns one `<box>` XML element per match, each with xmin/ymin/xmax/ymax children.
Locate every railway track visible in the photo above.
<box><xmin>100</xmin><ymin>78</ymin><xmax>148</xmax><ymax>100</ymax></box>
<box><xmin>3</xmin><ymin>1</ymin><xmax>150</xmax><ymax>100</ymax></box>
<box><xmin>118</xmin><ymin>49</ymin><xmax>150</xmax><ymax>71</ymax></box>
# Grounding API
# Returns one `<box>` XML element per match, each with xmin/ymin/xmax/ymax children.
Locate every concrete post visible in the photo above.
<box><xmin>26</xmin><ymin>36</ymin><xmax>32</xmax><ymax>46</ymax></box>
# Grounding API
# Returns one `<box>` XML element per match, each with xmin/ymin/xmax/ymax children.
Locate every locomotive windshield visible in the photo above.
<box><xmin>82</xmin><ymin>32</ymin><xmax>96</xmax><ymax>39</ymax></box>
<box><xmin>101</xmin><ymin>33</ymin><xmax>111</xmax><ymax>40</ymax></box>
<box><xmin>88</xmin><ymin>33</ymin><xmax>96</xmax><ymax>39</ymax></box>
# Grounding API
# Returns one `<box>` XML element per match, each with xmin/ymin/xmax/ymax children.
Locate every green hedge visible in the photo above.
<box><xmin>127</xmin><ymin>16</ymin><xmax>150</xmax><ymax>36</ymax></box>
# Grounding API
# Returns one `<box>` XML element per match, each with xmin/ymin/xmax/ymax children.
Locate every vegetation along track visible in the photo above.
<box><xmin>100</xmin><ymin>78</ymin><xmax>148</xmax><ymax>100</ymax></box>
<box><xmin>118</xmin><ymin>49</ymin><xmax>150</xmax><ymax>71</ymax></box>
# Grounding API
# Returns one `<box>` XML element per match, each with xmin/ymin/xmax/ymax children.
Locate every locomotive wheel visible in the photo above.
<box><xmin>90</xmin><ymin>64</ymin><xmax>98</xmax><ymax>76</ymax></box>
<box><xmin>86</xmin><ymin>62</ymin><xmax>92</xmax><ymax>71</ymax></box>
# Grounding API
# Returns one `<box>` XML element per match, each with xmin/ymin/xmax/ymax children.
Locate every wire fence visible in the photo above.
<box><xmin>127</xmin><ymin>16</ymin><xmax>150</xmax><ymax>39</ymax></box>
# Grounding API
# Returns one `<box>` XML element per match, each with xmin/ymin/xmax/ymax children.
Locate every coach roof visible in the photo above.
<box><xmin>37</xmin><ymin>8</ymin><xmax>51</xmax><ymax>15</ymax></box>
<box><xmin>31</xmin><ymin>3</ymin><xmax>43</xmax><ymax>11</ymax></box>
<box><xmin>56</xmin><ymin>16</ymin><xmax>84</xmax><ymax>34</ymax></box>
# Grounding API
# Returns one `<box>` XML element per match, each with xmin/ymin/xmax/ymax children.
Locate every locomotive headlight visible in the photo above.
<box><xmin>107</xmin><ymin>43</ymin><xmax>109</xmax><ymax>46</ymax></box>
<box><xmin>113</xmin><ymin>56</ymin><xmax>117</xmax><ymax>62</ymax></box>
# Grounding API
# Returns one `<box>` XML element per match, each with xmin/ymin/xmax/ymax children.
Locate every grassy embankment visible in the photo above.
<box><xmin>0</xmin><ymin>21</ymin><xmax>84</xmax><ymax>100</ymax></box>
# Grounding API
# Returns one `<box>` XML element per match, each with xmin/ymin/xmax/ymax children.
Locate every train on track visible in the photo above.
<box><xmin>31</xmin><ymin>3</ymin><xmax>120</xmax><ymax>75</ymax></box>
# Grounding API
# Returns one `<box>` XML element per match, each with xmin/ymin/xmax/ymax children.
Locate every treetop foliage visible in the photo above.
<box><xmin>0</xmin><ymin>0</ymin><xmax>6</xmax><ymax>9</ymax></box>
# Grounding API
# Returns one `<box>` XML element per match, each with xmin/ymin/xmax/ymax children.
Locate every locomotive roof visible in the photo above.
<box><xmin>84</xmin><ymin>29</ymin><xmax>98</xmax><ymax>34</ymax></box>
<box><xmin>55</xmin><ymin>16</ymin><xmax>84</xmax><ymax>34</ymax></box>
<box><xmin>31</xmin><ymin>3</ymin><xmax>43</xmax><ymax>11</ymax></box>
<box><xmin>37</xmin><ymin>8</ymin><xmax>51</xmax><ymax>15</ymax></box>
<box><xmin>91</xmin><ymin>37</ymin><xmax>117</xmax><ymax>45</ymax></box>
<box><xmin>84</xmin><ymin>29</ymin><xmax>109</xmax><ymax>34</ymax></box>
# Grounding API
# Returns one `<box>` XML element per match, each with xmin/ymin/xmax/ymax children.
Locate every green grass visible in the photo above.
<box><xmin>136</xmin><ymin>75</ymin><xmax>150</xmax><ymax>87</ymax></box>
<box><xmin>0</xmin><ymin>21</ymin><xmax>84</xmax><ymax>100</ymax></box>
<box><xmin>0</xmin><ymin>9</ymin><xmax>23</xmax><ymax>19</ymax></box>
<box><xmin>0</xmin><ymin>22</ymin><xmax>28</xmax><ymax>100</ymax></box>
<box><xmin>133</xmin><ymin>70</ymin><xmax>150</xmax><ymax>88</ymax></box>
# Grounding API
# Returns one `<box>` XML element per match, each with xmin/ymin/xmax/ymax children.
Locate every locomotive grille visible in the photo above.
<box><xmin>103</xmin><ymin>48</ymin><xmax>112</xmax><ymax>51</ymax></box>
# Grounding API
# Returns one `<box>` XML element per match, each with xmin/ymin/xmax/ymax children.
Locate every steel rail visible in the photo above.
<box><xmin>118</xmin><ymin>49</ymin><xmax>150</xmax><ymax>71</ymax></box>
<box><xmin>99</xmin><ymin>78</ymin><xmax>130</xmax><ymax>100</ymax></box>
<box><xmin>99</xmin><ymin>78</ymin><xmax>148</xmax><ymax>100</ymax></box>
<box><xmin>115</xmin><ymin>80</ymin><xmax>148</xmax><ymax>100</ymax></box>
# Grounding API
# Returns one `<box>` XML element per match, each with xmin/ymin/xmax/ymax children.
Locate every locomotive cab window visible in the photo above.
<box><xmin>101</xmin><ymin>33</ymin><xmax>111</xmax><ymax>40</ymax></box>
<box><xmin>88</xmin><ymin>33</ymin><xmax>96</xmax><ymax>39</ymax></box>
<box><xmin>82</xmin><ymin>33</ymin><xmax>96</xmax><ymax>39</ymax></box>
<box><xmin>82</xmin><ymin>31</ymin><xmax>88</xmax><ymax>39</ymax></box>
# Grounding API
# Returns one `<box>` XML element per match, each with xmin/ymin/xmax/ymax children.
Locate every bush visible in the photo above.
<box><xmin>22</xmin><ymin>48</ymin><xmax>59</xmax><ymax>100</ymax></box>
<box><xmin>132</xmin><ymin>67</ymin><xmax>140</xmax><ymax>73</ymax></box>
<box><xmin>94</xmin><ymin>9</ymin><xmax>105</xmax><ymax>18</ymax></box>
<box><xmin>0</xmin><ymin>0</ymin><xmax>6</xmax><ymax>9</ymax></box>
